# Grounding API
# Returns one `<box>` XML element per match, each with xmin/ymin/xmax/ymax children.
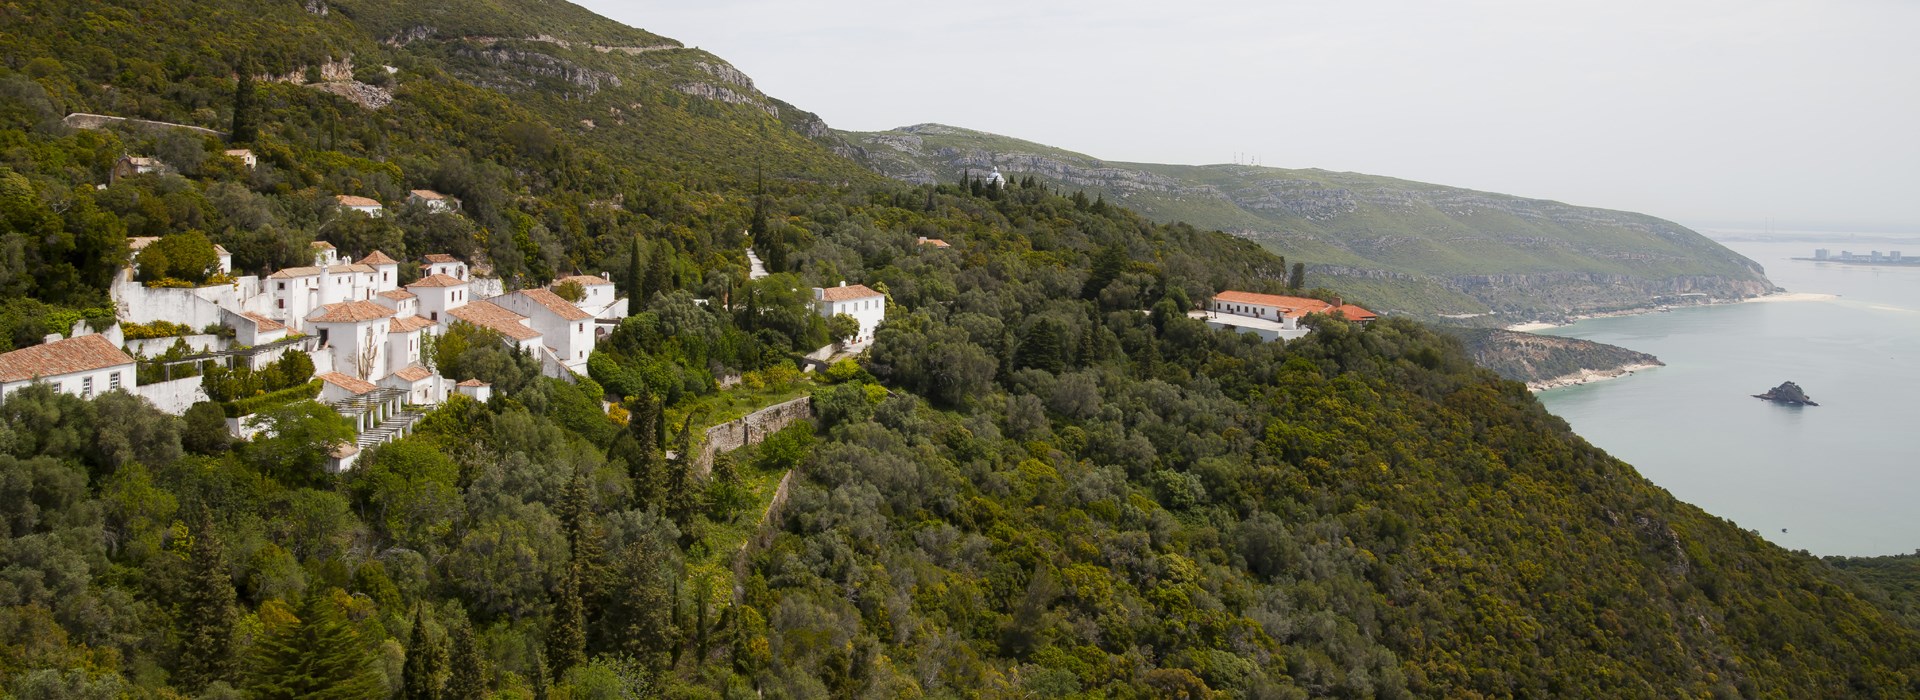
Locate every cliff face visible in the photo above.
<box><xmin>1443</xmin><ymin>327</ymin><xmax>1664</xmax><ymax>387</ymax></box>
<box><xmin>844</xmin><ymin>124</ymin><xmax>1774</xmax><ymax>320</ymax></box>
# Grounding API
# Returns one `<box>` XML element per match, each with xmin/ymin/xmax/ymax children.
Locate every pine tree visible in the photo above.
<box><xmin>626</xmin><ymin>395</ymin><xmax>665</xmax><ymax>509</ymax></box>
<box><xmin>546</xmin><ymin>560</ymin><xmax>587</xmax><ymax>675</ymax></box>
<box><xmin>403</xmin><ymin>605</ymin><xmax>448</xmax><ymax>700</ymax></box>
<box><xmin>247</xmin><ymin>590</ymin><xmax>385</xmax><ymax>699</ymax></box>
<box><xmin>176</xmin><ymin>506</ymin><xmax>238</xmax><ymax>691</ymax></box>
<box><xmin>1288</xmin><ymin>262</ymin><xmax>1306</xmax><ymax>290</ymax></box>
<box><xmin>230</xmin><ymin>66</ymin><xmax>256</xmax><ymax>144</ymax></box>
<box><xmin>444</xmin><ymin>615</ymin><xmax>486</xmax><ymax>700</ymax></box>
<box><xmin>923</xmin><ymin>187</ymin><xmax>935</xmax><ymax>211</ymax></box>
<box><xmin>1081</xmin><ymin>244</ymin><xmax>1129</xmax><ymax>300</ymax></box>
<box><xmin>600</xmin><ymin>537</ymin><xmax>677</xmax><ymax>668</ymax></box>
<box><xmin>642</xmin><ymin>241</ymin><xmax>673</xmax><ymax>302</ymax></box>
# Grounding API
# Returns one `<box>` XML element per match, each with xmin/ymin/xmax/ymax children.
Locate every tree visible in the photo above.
<box><xmin>1081</xmin><ymin>244</ymin><xmax>1128</xmax><ymax>300</ymax></box>
<box><xmin>246</xmin><ymin>590</ymin><xmax>385</xmax><ymax>699</ymax></box>
<box><xmin>244</xmin><ymin>401</ymin><xmax>355</xmax><ymax>487</ymax></box>
<box><xmin>175</xmin><ymin>506</ymin><xmax>238</xmax><ymax>691</ymax></box>
<box><xmin>553</xmin><ymin>279</ymin><xmax>585</xmax><ymax>302</ymax></box>
<box><xmin>1288</xmin><ymin>262</ymin><xmax>1306</xmax><ymax>290</ymax></box>
<box><xmin>626</xmin><ymin>235</ymin><xmax>645</xmax><ymax>302</ymax></box>
<box><xmin>230</xmin><ymin>68</ymin><xmax>257</xmax><ymax>144</ymax></box>
<box><xmin>596</xmin><ymin>536</ymin><xmax>677</xmax><ymax>667</ymax></box>
<box><xmin>402</xmin><ymin>605</ymin><xmax>448</xmax><ymax>700</ymax></box>
<box><xmin>444</xmin><ymin>615</ymin><xmax>486</xmax><ymax>700</ymax></box>
<box><xmin>183</xmin><ymin>401</ymin><xmax>232</xmax><ymax>454</ymax></box>
<box><xmin>642</xmin><ymin>241</ymin><xmax>672</xmax><ymax>303</ymax></box>
<box><xmin>827</xmin><ymin>313</ymin><xmax>859</xmax><ymax>345</ymax></box>
<box><xmin>547</xmin><ymin>559</ymin><xmax>587</xmax><ymax>675</ymax></box>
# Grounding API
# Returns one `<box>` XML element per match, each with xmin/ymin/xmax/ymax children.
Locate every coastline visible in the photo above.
<box><xmin>1503</xmin><ymin>291</ymin><xmax>1837</xmax><ymax>332</ymax></box>
<box><xmin>1529</xmin><ymin>362</ymin><xmax>1662</xmax><ymax>392</ymax></box>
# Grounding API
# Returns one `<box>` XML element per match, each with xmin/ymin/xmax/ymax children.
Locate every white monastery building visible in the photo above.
<box><xmin>0</xmin><ymin>334</ymin><xmax>136</xmax><ymax>400</ymax></box>
<box><xmin>1192</xmin><ymin>291</ymin><xmax>1378</xmax><ymax>342</ymax></box>
<box><xmin>408</xmin><ymin>189</ymin><xmax>460</xmax><ymax>213</ymax></box>
<box><xmin>812</xmin><ymin>282</ymin><xmax>887</xmax><ymax>347</ymax></box>
<box><xmin>334</xmin><ymin>195</ymin><xmax>385</xmax><ymax>217</ymax></box>
<box><xmin>491</xmin><ymin>288</ymin><xmax>596</xmax><ymax>373</ymax></box>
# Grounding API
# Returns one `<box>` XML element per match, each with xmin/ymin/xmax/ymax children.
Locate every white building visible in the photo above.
<box><xmin>1191</xmin><ymin>291</ymin><xmax>1378</xmax><ymax>342</ymax></box>
<box><xmin>311</xmin><ymin>241</ymin><xmax>339</xmax><ymax>266</ymax></box>
<box><xmin>318</xmin><ymin>370</ymin><xmax>379</xmax><ymax>405</ymax></box>
<box><xmin>407</xmin><ymin>273</ymin><xmax>471</xmax><ymax>324</ymax></box>
<box><xmin>386</xmin><ymin>315</ymin><xmax>435</xmax><ymax>370</ymax></box>
<box><xmin>455</xmin><ymin>378</ymin><xmax>492</xmax><ymax>403</ymax></box>
<box><xmin>356</xmin><ymin>250</ymin><xmax>401</xmax><ymax>291</ymax></box>
<box><xmin>112</xmin><ymin>156</ymin><xmax>170</xmax><ymax>182</ymax></box>
<box><xmin>408</xmin><ymin>189</ymin><xmax>460</xmax><ymax>213</ymax></box>
<box><xmin>214</xmin><ymin>244</ymin><xmax>232</xmax><ymax>275</ymax></box>
<box><xmin>553</xmin><ymin>274</ymin><xmax>628</xmax><ymax>320</ymax></box>
<box><xmin>422</xmin><ymin>254</ymin><xmax>469</xmax><ymax>281</ymax></box>
<box><xmin>446</xmin><ymin>300</ymin><xmax>545</xmax><ymax>355</ymax></box>
<box><xmin>231</xmin><ymin>311</ymin><xmax>288</xmax><ymax>347</ymax></box>
<box><xmin>0</xmin><ymin>334</ymin><xmax>136</xmax><ymax>400</ymax></box>
<box><xmin>335</xmin><ymin>195</ymin><xmax>385</xmax><ymax>217</ymax></box>
<box><xmin>307</xmin><ymin>301</ymin><xmax>396</xmax><ymax>380</ymax></box>
<box><xmin>224</xmin><ymin>149</ymin><xmax>257</xmax><ymax>170</ymax></box>
<box><xmin>380</xmin><ymin>364</ymin><xmax>437</xmax><ymax>405</ymax></box>
<box><xmin>491</xmin><ymin>288</ymin><xmax>595</xmax><ymax>373</ymax></box>
<box><xmin>374</xmin><ymin>289</ymin><xmax>418</xmax><ymax>318</ymax></box>
<box><xmin>266</xmin><ymin>263</ymin><xmax>380</xmax><ymax>331</ymax></box>
<box><xmin>812</xmin><ymin>283</ymin><xmax>887</xmax><ymax>347</ymax></box>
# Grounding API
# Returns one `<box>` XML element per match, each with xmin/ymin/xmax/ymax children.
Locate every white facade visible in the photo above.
<box><xmin>0</xmin><ymin>335</ymin><xmax>137</xmax><ymax>401</ymax></box>
<box><xmin>408</xmin><ymin>274</ymin><xmax>471</xmax><ymax>324</ymax></box>
<box><xmin>308</xmin><ymin>302</ymin><xmax>396</xmax><ymax>381</ymax></box>
<box><xmin>811</xmin><ymin>283</ymin><xmax>887</xmax><ymax>347</ymax></box>
<box><xmin>554</xmin><ymin>275</ymin><xmax>627</xmax><ymax>320</ymax></box>
<box><xmin>422</xmin><ymin>255</ymin><xmax>469</xmax><ymax>281</ymax></box>
<box><xmin>335</xmin><ymin>196</ymin><xmax>385</xmax><ymax>218</ymax></box>
<box><xmin>408</xmin><ymin>190</ymin><xmax>460</xmax><ymax>213</ymax></box>
<box><xmin>491</xmin><ymin>289</ymin><xmax>595</xmax><ymax>373</ymax></box>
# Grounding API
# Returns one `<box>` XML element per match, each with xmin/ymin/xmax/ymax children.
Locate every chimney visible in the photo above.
<box><xmin>839</xmin><ymin>281</ymin><xmax>847</xmax><ymax>287</ymax></box>
<box><xmin>1331</xmin><ymin>295</ymin><xmax>1343</xmax><ymax>308</ymax></box>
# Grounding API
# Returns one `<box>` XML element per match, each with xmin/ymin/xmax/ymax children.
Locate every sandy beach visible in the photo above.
<box><xmin>1505</xmin><ymin>292</ymin><xmax>1837</xmax><ymax>332</ymax></box>
<box><xmin>1528</xmin><ymin>362</ymin><xmax>1662</xmax><ymax>392</ymax></box>
<box><xmin>1744</xmin><ymin>292</ymin><xmax>1839</xmax><ymax>303</ymax></box>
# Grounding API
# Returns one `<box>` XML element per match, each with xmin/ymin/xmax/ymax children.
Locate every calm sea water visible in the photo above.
<box><xmin>1536</xmin><ymin>236</ymin><xmax>1920</xmax><ymax>556</ymax></box>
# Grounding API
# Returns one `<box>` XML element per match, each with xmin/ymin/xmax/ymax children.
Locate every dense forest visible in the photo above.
<box><xmin>2</xmin><ymin>0</ymin><xmax>1919</xmax><ymax>697</ymax></box>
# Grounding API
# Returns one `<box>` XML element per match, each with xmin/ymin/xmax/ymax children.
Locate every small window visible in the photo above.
<box><xmin>109</xmin><ymin>372</ymin><xmax>121</xmax><ymax>390</ymax></box>
<box><xmin>82</xmin><ymin>376</ymin><xmax>93</xmax><ymax>398</ymax></box>
<box><xmin>277</xmin><ymin>282</ymin><xmax>286</xmax><ymax>290</ymax></box>
<box><xmin>277</xmin><ymin>299</ymin><xmax>285</xmax><ymax>309</ymax></box>
<box><xmin>431</xmin><ymin>311</ymin><xmax>438</xmax><ymax>321</ymax></box>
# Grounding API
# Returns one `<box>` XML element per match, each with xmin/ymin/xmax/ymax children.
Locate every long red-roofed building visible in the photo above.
<box><xmin>1196</xmin><ymin>290</ymin><xmax>1377</xmax><ymax>342</ymax></box>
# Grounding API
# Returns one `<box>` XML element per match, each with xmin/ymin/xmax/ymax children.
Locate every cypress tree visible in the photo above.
<box><xmin>402</xmin><ymin>605</ymin><xmax>448</xmax><ymax>700</ymax></box>
<box><xmin>176</xmin><ymin>506</ymin><xmax>238</xmax><ymax>691</ymax></box>
<box><xmin>642</xmin><ymin>241</ymin><xmax>673</xmax><ymax>302</ymax></box>
<box><xmin>626</xmin><ymin>235</ymin><xmax>644</xmax><ymax>301</ymax></box>
<box><xmin>546</xmin><ymin>560</ymin><xmax>587</xmax><ymax>675</ymax></box>
<box><xmin>444</xmin><ymin>615</ymin><xmax>486</xmax><ymax>700</ymax></box>
<box><xmin>1288</xmin><ymin>262</ymin><xmax>1306</xmax><ymax>290</ymax></box>
<box><xmin>627</xmin><ymin>395</ymin><xmax>665</xmax><ymax>509</ymax></box>
<box><xmin>247</xmin><ymin>590</ymin><xmax>385</xmax><ymax>699</ymax></box>
<box><xmin>231</xmin><ymin>66</ymin><xmax>256</xmax><ymax>144</ymax></box>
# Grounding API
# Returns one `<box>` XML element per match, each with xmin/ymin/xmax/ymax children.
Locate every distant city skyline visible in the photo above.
<box><xmin>580</xmin><ymin>0</ymin><xmax>1920</xmax><ymax>231</ymax></box>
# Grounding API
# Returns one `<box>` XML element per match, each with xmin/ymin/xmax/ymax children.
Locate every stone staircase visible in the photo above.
<box><xmin>355</xmin><ymin>409</ymin><xmax>425</xmax><ymax>449</ymax></box>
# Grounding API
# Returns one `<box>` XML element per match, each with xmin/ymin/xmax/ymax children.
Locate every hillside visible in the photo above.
<box><xmin>1444</xmin><ymin>327</ymin><xmax>1665</xmax><ymax>389</ymax></box>
<box><xmin>843</xmin><ymin>124</ymin><xmax>1774</xmax><ymax>320</ymax></box>
<box><xmin>2</xmin><ymin>1</ymin><xmax>1918</xmax><ymax>697</ymax></box>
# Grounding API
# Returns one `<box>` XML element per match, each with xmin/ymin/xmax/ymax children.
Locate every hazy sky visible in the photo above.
<box><xmin>578</xmin><ymin>0</ymin><xmax>1919</xmax><ymax>230</ymax></box>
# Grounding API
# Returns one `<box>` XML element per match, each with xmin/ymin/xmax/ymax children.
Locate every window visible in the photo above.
<box><xmin>577</xmin><ymin>323</ymin><xmax>584</xmax><ymax>332</ymax></box>
<box><xmin>318</xmin><ymin>329</ymin><xmax>330</xmax><ymax>346</ymax></box>
<box><xmin>82</xmin><ymin>376</ymin><xmax>92</xmax><ymax>397</ymax></box>
<box><xmin>109</xmin><ymin>372</ymin><xmax>121</xmax><ymax>390</ymax></box>
<box><xmin>277</xmin><ymin>282</ymin><xmax>286</xmax><ymax>290</ymax></box>
<box><xmin>277</xmin><ymin>299</ymin><xmax>285</xmax><ymax>309</ymax></box>
<box><xmin>430</xmin><ymin>311</ymin><xmax>438</xmax><ymax>321</ymax></box>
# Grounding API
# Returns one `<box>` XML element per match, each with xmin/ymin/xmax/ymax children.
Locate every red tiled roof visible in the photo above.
<box><xmin>1211</xmin><ymin>291</ymin><xmax>1376</xmax><ymax>321</ymax></box>
<box><xmin>390</xmin><ymin>364</ymin><xmax>433</xmax><ymax>382</ymax></box>
<box><xmin>239</xmin><ymin>311</ymin><xmax>286</xmax><ymax>332</ymax></box>
<box><xmin>817</xmin><ymin>284</ymin><xmax>883</xmax><ymax>302</ymax></box>
<box><xmin>409</xmin><ymin>189</ymin><xmax>448</xmax><ymax>200</ymax></box>
<box><xmin>447</xmin><ymin>301</ymin><xmax>541</xmax><ymax>341</ymax></box>
<box><xmin>311</xmin><ymin>241</ymin><xmax>336</xmax><ymax>249</ymax></box>
<box><xmin>357</xmin><ymin>250</ymin><xmax>399</xmax><ymax>266</ymax></box>
<box><xmin>422</xmin><ymin>254</ymin><xmax>458</xmax><ymax>264</ymax></box>
<box><xmin>308</xmin><ymin>301</ymin><xmax>396</xmax><ymax>324</ymax></box>
<box><xmin>334</xmin><ymin>195</ymin><xmax>381</xmax><ymax>208</ymax></box>
<box><xmin>457</xmin><ymin>378</ymin><xmax>490</xmax><ymax>387</ymax></box>
<box><xmin>319</xmin><ymin>371</ymin><xmax>378</xmax><ymax>395</ymax></box>
<box><xmin>378</xmin><ymin>289</ymin><xmax>416</xmax><ymax>300</ymax></box>
<box><xmin>267</xmin><ymin>266</ymin><xmax>320</xmax><ymax>279</ymax></box>
<box><xmin>128</xmin><ymin>236</ymin><xmax>161</xmax><ymax>251</ymax></box>
<box><xmin>406</xmin><ymin>273</ymin><xmax>467</xmax><ymax>289</ymax></box>
<box><xmin>918</xmin><ymin>238</ymin><xmax>951</xmax><ymax>248</ymax></box>
<box><xmin>556</xmin><ymin>274</ymin><xmax>612</xmax><ymax>287</ymax></box>
<box><xmin>389</xmin><ymin>315</ymin><xmax>435</xmax><ymax>333</ymax></box>
<box><xmin>510</xmin><ymin>288</ymin><xmax>592</xmax><ymax>321</ymax></box>
<box><xmin>0</xmin><ymin>334</ymin><xmax>134</xmax><ymax>383</ymax></box>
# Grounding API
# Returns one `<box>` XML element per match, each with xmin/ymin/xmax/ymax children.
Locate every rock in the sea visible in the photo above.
<box><xmin>1754</xmin><ymin>381</ymin><xmax>1819</xmax><ymax>406</ymax></box>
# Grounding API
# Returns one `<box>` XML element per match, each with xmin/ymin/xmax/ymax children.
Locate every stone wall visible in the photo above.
<box><xmin>694</xmin><ymin>395</ymin><xmax>812</xmax><ymax>477</ymax></box>
<box><xmin>134</xmin><ymin>375</ymin><xmax>208</xmax><ymax>415</ymax></box>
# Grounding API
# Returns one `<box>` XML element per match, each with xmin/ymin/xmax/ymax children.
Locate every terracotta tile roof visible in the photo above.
<box><xmin>267</xmin><ymin>266</ymin><xmax>321</xmax><ymax>279</ymax></box>
<box><xmin>311</xmin><ymin>241</ymin><xmax>336</xmax><ymax>250</ymax></box>
<box><xmin>918</xmin><ymin>237</ymin><xmax>951</xmax><ymax>248</ymax></box>
<box><xmin>1211</xmin><ymin>291</ymin><xmax>1377</xmax><ymax>321</ymax></box>
<box><xmin>447</xmin><ymin>301</ymin><xmax>541</xmax><ymax>341</ymax></box>
<box><xmin>239</xmin><ymin>312</ymin><xmax>286</xmax><ymax>332</ymax></box>
<box><xmin>390</xmin><ymin>364</ymin><xmax>433</xmax><ymax>382</ymax></box>
<box><xmin>556</xmin><ymin>274</ymin><xmax>613</xmax><ymax>287</ymax></box>
<box><xmin>389</xmin><ymin>315</ymin><xmax>435</xmax><ymax>333</ymax></box>
<box><xmin>319</xmin><ymin>371</ymin><xmax>378</xmax><ymax>395</ymax></box>
<box><xmin>457</xmin><ymin>378</ymin><xmax>489</xmax><ymax>387</ymax></box>
<box><xmin>213</xmin><ymin>244</ymin><xmax>230</xmax><ymax>256</ymax></box>
<box><xmin>0</xmin><ymin>334</ymin><xmax>134</xmax><ymax>383</ymax></box>
<box><xmin>224</xmin><ymin>149</ymin><xmax>252</xmax><ymax>157</ymax></box>
<box><xmin>409</xmin><ymin>189</ymin><xmax>449</xmax><ymax>200</ymax></box>
<box><xmin>308</xmin><ymin>301</ymin><xmax>397</xmax><ymax>324</ymax></box>
<box><xmin>378</xmin><ymin>289</ymin><xmax>416</xmax><ymax>300</ymax></box>
<box><xmin>128</xmin><ymin>236</ymin><xmax>161</xmax><ymax>251</ymax></box>
<box><xmin>817</xmin><ymin>284</ymin><xmax>883</xmax><ymax>302</ymax></box>
<box><xmin>406</xmin><ymin>273</ymin><xmax>467</xmax><ymax>289</ymax></box>
<box><xmin>327</xmin><ymin>264</ymin><xmax>375</xmax><ymax>274</ymax></box>
<box><xmin>124</xmin><ymin>156</ymin><xmax>160</xmax><ymax>167</ymax></box>
<box><xmin>334</xmin><ymin>195</ymin><xmax>381</xmax><ymax>208</ymax></box>
<box><xmin>422</xmin><ymin>254</ymin><xmax>458</xmax><ymax>264</ymax></box>
<box><xmin>510</xmin><ymin>288</ymin><xmax>593</xmax><ymax>321</ymax></box>
<box><xmin>357</xmin><ymin>250</ymin><xmax>399</xmax><ymax>266</ymax></box>
<box><xmin>330</xmin><ymin>442</ymin><xmax>360</xmax><ymax>459</ymax></box>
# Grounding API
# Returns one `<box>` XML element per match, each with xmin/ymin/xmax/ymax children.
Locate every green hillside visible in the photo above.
<box><xmin>1</xmin><ymin>1</ymin><xmax>1916</xmax><ymax>698</ymax></box>
<box><xmin>844</xmin><ymin>124</ymin><xmax>1774</xmax><ymax>320</ymax></box>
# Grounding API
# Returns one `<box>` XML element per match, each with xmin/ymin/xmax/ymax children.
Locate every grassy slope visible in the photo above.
<box><xmin>845</xmin><ymin>124</ymin><xmax>1770</xmax><ymax>318</ymax></box>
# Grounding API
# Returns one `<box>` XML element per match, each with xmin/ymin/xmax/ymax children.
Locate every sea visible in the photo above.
<box><xmin>1535</xmin><ymin>233</ymin><xmax>1920</xmax><ymax>557</ymax></box>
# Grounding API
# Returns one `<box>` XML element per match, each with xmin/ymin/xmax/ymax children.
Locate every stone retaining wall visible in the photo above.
<box><xmin>695</xmin><ymin>395</ymin><xmax>811</xmax><ymax>476</ymax></box>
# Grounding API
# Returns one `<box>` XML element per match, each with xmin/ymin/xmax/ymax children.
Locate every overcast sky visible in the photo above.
<box><xmin>578</xmin><ymin>0</ymin><xmax>1918</xmax><ymax>231</ymax></box>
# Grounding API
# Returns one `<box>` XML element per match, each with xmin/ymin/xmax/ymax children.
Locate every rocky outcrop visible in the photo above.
<box><xmin>1443</xmin><ymin>327</ymin><xmax>1663</xmax><ymax>389</ymax></box>
<box><xmin>458</xmin><ymin>44</ymin><xmax>621</xmax><ymax>93</ymax></box>
<box><xmin>1755</xmin><ymin>381</ymin><xmax>1818</xmax><ymax>406</ymax></box>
